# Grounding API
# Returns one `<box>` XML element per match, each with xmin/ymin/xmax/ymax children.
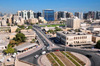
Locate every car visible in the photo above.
<box><xmin>34</xmin><ymin>55</ymin><xmax>39</xmax><ymax>58</ymax></box>
<box><xmin>85</xmin><ymin>55</ymin><xmax>92</xmax><ymax>58</ymax></box>
<box><xmin>7</xmin><ymin>58</ymin><xmax>11</xmax><ymax>62</ymax></box>
<box><xmin>98</xmin><ymin>50</ymin><xmax>100</xmax><ymax>53</ymax></box>
<box><xmin>52</xmin><ymin>44</ymin><xmax>54</xmax><ymax>46</ymax></box>
<box><xmin>56</xmin><ymin>49</ymin><xmax>59</xmax><ymax>51</ymax></box>
<box><xmin>42</xmin><ymin>51</ymin><xmax>46</xmax><ymax>55</ymax></box>
<box><xmin>42</xmin><ymin>46</ymin><xmax>46</xmax><ymax>50</ymax></box>
<box><xmin>42</xmin><ymin>47</ymin><xmax>45</xmax><ymax>50</ymax></box>
<box><xmin>11</xmin><ymin>55</ymin><xmax>16</xmax><ymax>58</ymax></box>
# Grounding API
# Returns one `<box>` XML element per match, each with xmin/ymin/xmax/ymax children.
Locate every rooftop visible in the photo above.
<box><xmin>15</xmin><ymin>42</ymin><xmax>37</xmax><ymax>51</ymax></box>
<box><xmin>57</xmin><ymin>31</ymin><xmax>91</xmax><ymax>36</ymax></box>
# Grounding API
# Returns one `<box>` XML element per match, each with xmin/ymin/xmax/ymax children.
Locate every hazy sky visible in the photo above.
<box><xmin>0</xmin><ymin>0</ymin><xmax>100</xmax><ymax>13</ymax></box>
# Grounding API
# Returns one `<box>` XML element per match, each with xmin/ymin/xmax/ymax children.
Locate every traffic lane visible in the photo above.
<box><xmin>20</xmin><ymin>49</ymin><xmax>43</xmax><ymax>65</ymax></box>
<box><xmin>33</xmin><ymin>28</ymin><xmax>50</xmax><ymax>47</ymax></box>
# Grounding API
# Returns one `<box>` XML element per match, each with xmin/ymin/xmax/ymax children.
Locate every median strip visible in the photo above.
<box><xmin>50</xmin><ymin>52</ymin><xmax>65</xmax><ymax>66</ymax></box>
<box><xmin>46</xmin><ymin>54</ymin><xmax>59</xmax><ymax>66</ymax></box>
<box><xmin>61</xmin><ymin>51</ymin><xmax>80</xmax><ymax>66</ymax></box>
<box><xmin>66</xmin><ymin>52</ymin><xmax>85</xmax><ymax>66</ymax></box>
<box><xmin>54</xmin><ymin>51</ymin><xmax>75</xmax><ymax>66</ymax></box>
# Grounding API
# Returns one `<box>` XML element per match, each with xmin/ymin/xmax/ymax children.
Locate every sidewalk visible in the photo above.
<box><xmin>38</xmin><ymin>55</ymin><xmax>51</xmax><ymax>66</ymax></box>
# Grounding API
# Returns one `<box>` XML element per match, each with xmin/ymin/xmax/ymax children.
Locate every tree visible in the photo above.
<box><xmin>36</xmin><ymin>23</ymin><xmax>39</xmax><ymax>24</ymax></box>
<box><xmin>18</xmin><ymin>25</ymin><xmax>25</xmax><ymax>29</ymax></box>
<box><xmin>27</xmin><ymin>26</ymin><xmax>32</xmax><ymax>29</ymax></box>
<box><xmin>16</xmin><ymin>28</ymin><xmax>21</xmax><ymax>33</ymax></box>
<box><xmin>7</xmin><ymin>23</ymin><xmax>10</xmax><ymax>26</ymax></box>
<box><xmin>30</xmin><ymin>23</ymin><xmax>34</xmax><ymax>25</ymax></box>
<box><xmin>9</xmin><ymin>40</ymin><xmax>18</xmax><ymax>47</ymax></box>
<box><xmin>30</xmin><ymin>39</ymin><xmax>36</xmax><ymax>43</ymax></box>
<box><xmin>13</xmin><ymin>33</ymin><xmax>26</xmax><ymax>42</ymax></box>
<box><xmin>75</xmin><ymin>29</ymin><xmax>81</xmax><ymax>32</ymax></box>
<box><xmin>95</xmin><ymin>40</ymin><xmax>100</xmax><ymax>48</ymax></box>
<box><xmin>47</xmin><ymin>30</ymin><xmax>55</xmax><ymax>34</ymax></box>
<box><xmin>55</xmin><ymin>27</ymin><xmax>62</xmax><ymax>31</ymax></box>
<box><xmin>3</xmin><ymin>47</ymin><xmax>16</xmax><ymax>54</ymax></box>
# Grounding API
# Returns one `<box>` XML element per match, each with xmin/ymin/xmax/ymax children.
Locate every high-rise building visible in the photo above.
<box><xmin>18</xmin><ymin>10</ymin><xmax>34</xmax><ymax>20</ymax></box>
<box><xmin>34</xmin><ymin>13</ymin><xmax>37</xmax><ymax>18</ymax></box>
<box><xmin>43</xmin><ymin>9</ymin><xmax>54</xmax><ymax>21</ymax></box>
<box><xmin>66</xmin><ymin>17</ymin><xmax>80</xmax><ymax>29</ymax></box>
<box><xmin>54</xmin><ymin>12</ymin><xmax>58</xmax><ymax>20</ymax></box>
<box><xmin>37</xmin><ymin>12</ymin><xmax>41</xmax><ymax>18</ymax></box>
<box><xmin>58</xmin><ymin>11</ymin><xmax>67</xmax><ymax>19</ymax></box>
<box><xmin>96</xmin><ymin>11</ymin><xmax>100</xmax><ymax>19</ymax></box>
<box><xmin>0</xmin><ymin>12</ymin><xmax>3</xmax><ymax>17</ymax></box>
<box><xmin>17</xmin><ymin>11</ymin><xmax>22</xmax><ymax>16</ymax></box>
<box><xmin>87</xmin><ymin>11</ymin><xmax>95</xmax><ymax>19</ymax></box>
<box><xmin>21</xmin><ymin>10</ymin><xmax>28</xmax><ymax>20</ymax></box>
<box><xmin>27</xmin><ymin>10</ymin><xmax>34</xmax><ymax>19</ymax></box>
<box><xmin>83</xmin><ymin>13</ymin><xmax>88</xmax><ymax>19</ymax></box>
<box><xmin>66</xmin><ymin>12</ymin><xmax>74</xmax><ymax>18</ymax></box>
<box><xmin>75</xmin><ymin>12</ymin><xmax>83</xmax><ymax>19</ymax></box>
<box><xmin>34</xmin><ymin>12</ymin><xmax>41</xmax><ymax>18</ymax></box>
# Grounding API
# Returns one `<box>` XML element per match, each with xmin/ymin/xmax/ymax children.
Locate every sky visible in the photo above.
<box><xmin>0</xmin><ymin>0</ymin><xmax>100</xmax><ymax>14</ymax></box>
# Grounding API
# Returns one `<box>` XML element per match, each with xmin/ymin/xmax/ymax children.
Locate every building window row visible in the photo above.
<box><xmin>74</xmin><ymin>36</ymin><xmax>87</xmax><ymax>40</ymax></box>
<box><xmin>74</xmin><ymin>41</ymin><xmax>86</xmax><ymax>44</ymax></box>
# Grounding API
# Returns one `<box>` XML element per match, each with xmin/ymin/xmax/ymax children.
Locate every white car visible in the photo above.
<box><xmin>42</xmin><ymin>46</ymin><xmax>46</xmax><ymax>50</ymax></box>
<box><xmin>42</xmin><ymin>51</ymin><xmax>46</xmax><ymax>55</ymax></box>
<box><xmin>34</xmin><ymin>55</ymin><xmax>39</xmax><ymax>58</ymax></box>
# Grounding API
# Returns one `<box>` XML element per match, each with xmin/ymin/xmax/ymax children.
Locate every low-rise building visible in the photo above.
<box><xmin>56</xmin><ymin>31</ymin><xmax>93</xmax><ymax>46</ymax></box>
<box><xmin>88</xmin><ymin>25</ymin><xmax>100</xmax><ymax>32</ymax></box>
<box><xmin>92</xmin><ymin>35</ymin><xmax>100</xmax><ymax>43</ymax></box>
<box><xmin>0</xmin><ymin>33</ymin><xmax>10</xmax><ymax>50</ymax></box>
<box><xmin>28</xmin><ymin>18</ymin><xmax>38</xmax><ymax>24</ymax></box>
<box><xmin>21</xmin><ymin>29</ymin><xmax>36</xmax><ymax>41</ymax></box>
<box><xmin>10</xmin><ymin>26</ymin><xmax>18</xmax><ymax>33</ymax></box>
<box><xmin>39</xmin><ymin>17</ymin><xmax>47</xmax><ymax>23</ymax></box>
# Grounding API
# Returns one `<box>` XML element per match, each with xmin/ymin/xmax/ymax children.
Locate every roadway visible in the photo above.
<box><xmin>20</xmin><ymin>25</ymin><xmax>100</xmax><ymax>66</ymax></box>
<box><xmin>33</xmin><ymin>25</ymin><xmax>100</xmax><ymax>66</ymax></box>
<box><xmin>19</xmin><ymin>26</ymin><xmax>50</xmax><ymax>65</ymax></box>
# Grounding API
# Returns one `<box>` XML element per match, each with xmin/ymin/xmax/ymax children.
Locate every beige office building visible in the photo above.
<box><xmin>66</xmin><ymin>17</ymin><xmax>80</xmax><ymax>29</ymax></box>
<box><xmin>56</xmin><ymin>31</ymin><xmax>93</xmax><ymax>46</ymax></box>
<box><xmin>54</xmin><ymin>12</ymin><xmax>58</xmax><ymax>20</ymax></box>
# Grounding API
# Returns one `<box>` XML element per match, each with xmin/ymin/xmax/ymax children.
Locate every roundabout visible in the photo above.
<box><xmin>38</xmin><ymin>51</ymin><xmax>91</xmax><ymax>66</ymax></box>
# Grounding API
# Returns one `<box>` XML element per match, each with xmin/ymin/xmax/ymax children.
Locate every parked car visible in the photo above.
<box><xmin>7</xmin><ymin>58</ymin><xmax>11</xmax><ymax>62</ymax></box>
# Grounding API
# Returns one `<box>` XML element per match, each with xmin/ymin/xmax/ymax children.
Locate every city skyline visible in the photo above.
<box><xmin>0</xmin><ymin>0</ymin><xmax>100</xmax><ymax>14</ymax></box>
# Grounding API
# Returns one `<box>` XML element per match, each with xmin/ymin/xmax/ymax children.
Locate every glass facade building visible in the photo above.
<box><xmin>43</xmin><ymin>9</ymin><xmax>54</xmax><ymax>21</ymax></box>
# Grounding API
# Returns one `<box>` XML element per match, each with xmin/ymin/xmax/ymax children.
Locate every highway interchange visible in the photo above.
<box><xmin>20</xmin><ymin>25</ymin><xmax>100</xmax><ymax>66</ymax></box>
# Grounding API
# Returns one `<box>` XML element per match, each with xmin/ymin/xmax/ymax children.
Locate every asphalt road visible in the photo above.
<box><xmin>20</xmin><ymin>27</ymin><xmax>50</xmax><ymax>65</ymax></box>
<box><xmin>20</xmin><ymin>25</ymin><xmax>100</xmax><ymax>66</ymax></box>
